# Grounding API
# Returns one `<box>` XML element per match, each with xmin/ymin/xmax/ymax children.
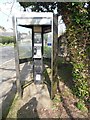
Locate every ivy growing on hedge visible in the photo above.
<box><xmin>66</xmin><ymin>25</ymin><xmax>89</xmax><ymax>102</ymax></box>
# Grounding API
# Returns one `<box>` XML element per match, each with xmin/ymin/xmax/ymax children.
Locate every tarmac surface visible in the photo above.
<box><xmin>0</xmin><ymin>46</ymin><xmax>14</xmax><ymax>64</ymax></box>
<box><xmin>0</xmin><ymin>58</ymin><xmax>16</xmax><ymax>119</ymax></box>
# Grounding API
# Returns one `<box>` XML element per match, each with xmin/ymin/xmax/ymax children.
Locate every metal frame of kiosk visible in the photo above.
<box><xmin>12</xmin><ymin>12</ymin><xmax>58</xmax><ymax>99</ymax></box>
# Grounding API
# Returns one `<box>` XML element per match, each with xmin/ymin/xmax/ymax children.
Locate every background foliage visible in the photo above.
<box><xmin>0</xmin><ymin>36</ymin><xmax>14</xmax><ymax>44</ymax></box>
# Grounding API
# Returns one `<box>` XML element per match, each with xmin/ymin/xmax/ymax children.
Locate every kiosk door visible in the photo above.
<box><xmin>16</xmin><ymin>25</ymin><xmax>34</xmax><ymax>84</ymax></box>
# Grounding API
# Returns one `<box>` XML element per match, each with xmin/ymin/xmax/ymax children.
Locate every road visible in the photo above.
<box><xmin>0</xmin><ymin>46</ymin><xmax>15</xmax><ymax>65</ymax></box>
<box><xmin>0</xmin><ymin>46</ymin><xmax>15</xmax><ymax>82</ymax></box>
<box><xmin>0</xmin><ymin>46</ymin><xmax>16</xmax><ymax>119</ymax></box>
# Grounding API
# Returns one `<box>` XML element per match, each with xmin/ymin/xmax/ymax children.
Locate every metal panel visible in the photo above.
<box><xmin>18</xmin><ymin>24</ymin><xmax>51</xmax><ymax>33</ymax></box>
<box><xmin>34</xmin><ymin>26</ymin><xmax>42</xmax><ymax>33</ymax></box>
<box><xmin>17</xmin><ymin>18</ymin><xmax>52</xmax><ymax>25</ymax></box>
<box><xmin>14</xmin><ymin>12</ymin><xmax>53</xmax><ymax>19</ymax></box>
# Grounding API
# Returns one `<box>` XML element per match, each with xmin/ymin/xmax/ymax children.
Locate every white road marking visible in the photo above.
<box><xmin>0</xmin><ymin>58</ymin><xmax>14</xmax><ymax>67</ymax></box>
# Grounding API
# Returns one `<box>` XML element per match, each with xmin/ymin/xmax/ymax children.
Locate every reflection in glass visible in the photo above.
<box><xmin>17</xmin><ymin>26</ymin><xmax>32</xmax><ymax>59</ymax></box>
<box><xmin>34</xmin><ymin>33</ymin><xmax>41</xmax><ymax>43</ymax></box>
<box><xmin>44</xmin><ymin>32</ymin><xmax>52</xmax><ymax>58</ymax></box>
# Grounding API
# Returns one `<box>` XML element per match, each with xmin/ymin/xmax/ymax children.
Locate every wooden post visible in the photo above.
<box><xmin>12</xmin><ymin>17</ymin><xmax>22</xmax><ymax>98</ymax></box>
<box><xmin>41</xmin><ymin>27</ymin><xmax>44</xmax><ymax>83</ymax></box>
<box><xmin>41</xmin><ymin>27</ymin><xmax>43</xmax><ymax>56</ymax></box>
<box><xmin>51</xmin><ymin>14</ymin><xmax>58</xmax><ymax>99</ymax></box>
<box><xmin>32</xmin><ymin>27</ymin><xmax>34</xmax><ymax>80</ymax></box>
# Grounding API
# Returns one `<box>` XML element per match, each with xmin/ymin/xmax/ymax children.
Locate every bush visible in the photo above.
<box><xmin>66</xmin><ymin>26</ymin><xmax>89</xmax><ymax>103</ymax></box>
<box><xmin>73</xmin><ymin>62</ymin><xmax>89</xmax><ymax>100</ymax></box>
<box><xmin>76</xmin><ymin>100</ymin><xmax>88</xmax><ymax>112</ymax></box>
<box><xmin>0</xmin><ymin>36</ymin><xmax>14</xmax><ymax>44</ymax></box>
<box><xmin>44</xmin><ymin>46</ymin><xmax>51</xmax><ymax>58</ymax></box>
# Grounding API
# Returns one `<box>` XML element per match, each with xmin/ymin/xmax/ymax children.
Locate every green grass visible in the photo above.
<box><xmin>6</xmin><ymin>94</ymin><xmax>19</xmax><ymax>118</ymax></box>
<box><xmin>0</xmin><ymin>43</ymin><xmax>14</xmax><ymax>46</ymax></box>
<box><xmin>76</xmin><ymin>100</ymin><xmax>88</xmax><ymax>112</ymax></box>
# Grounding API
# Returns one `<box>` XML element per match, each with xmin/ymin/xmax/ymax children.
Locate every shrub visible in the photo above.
<box><xmin>0</xmin><ymin>36</ymin><xmax>14</xmax><ymax>44</ymax></box>
<box><xmin>73</xmin><ymin>62</ymin><xmax>89</xmax><ymax>100</ymax></box>
<box><xmin>66</xmin><ymin>26</ymin><xmax>89</xmax><ymax>102</ymax></box>
<box><xmin>44</xmin><ymin>46</ymin><xmax>51</xmax><ymax>58</ymax></box>
<box><xmin>76</xmin><ymin>100</ymin><xmax>88</xmax><ymax>112</ymax></box>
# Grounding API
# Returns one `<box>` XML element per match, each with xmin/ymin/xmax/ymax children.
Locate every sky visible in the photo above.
<box><xmin>0</xmin><ymin>0</ymin><xmax>66</xmax><ymax>34</ymax></box>
<box><xmin>0</xmin><ymin>0</ymin><xmax>23</xmax><ymax>31</ymax></box>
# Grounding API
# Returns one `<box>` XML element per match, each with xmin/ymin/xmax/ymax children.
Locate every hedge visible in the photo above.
<box><xmin>0</xmin><ymin>36</ymin><xmax>14</xmax><ymax>44</ymax></box>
